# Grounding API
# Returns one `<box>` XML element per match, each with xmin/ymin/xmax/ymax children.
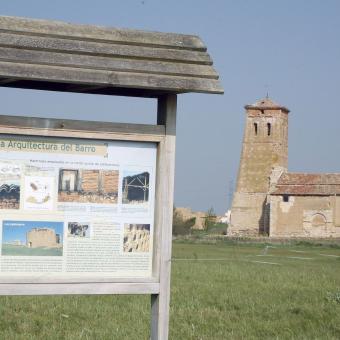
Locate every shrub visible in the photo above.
<box><xmin>326</xmin><ymin>291</ymin><xmax>340</xmax><ymax>304</ymax></box>
<box><xmin>204</xmin><ymin>207</ymin><xmax>216</xmax><ymax>231</ymax></box>
<box><xmin>206</xmin><ymin>222</ymin><xmax>228</xmax><ymax>235</ymax></box>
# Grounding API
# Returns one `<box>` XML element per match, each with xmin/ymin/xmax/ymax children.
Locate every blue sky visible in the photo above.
<box><xmin>2</xmin><ymin>220</ymin><xmax>63</xmax><ymax>244</ymax></box>
<box><xmin>0</xmin><ymin>1</ymin><xmax>339</xmax><ymax>213</ymax></box>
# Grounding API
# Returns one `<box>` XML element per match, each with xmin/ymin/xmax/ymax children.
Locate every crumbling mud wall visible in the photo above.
<box><xmin>123</xmin><ymin>224</ymin><xmax>150</xmax><ymax>252</ymax></box>
<box><xmin>175</xmin><ymin>207</ymin><xmax>206</xmax><ymax>230</ymax></box>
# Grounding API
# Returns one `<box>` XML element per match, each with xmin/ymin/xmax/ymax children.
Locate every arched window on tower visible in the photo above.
<box><xmin>254</xmin><ymin>123</ymin><xmax>258</xmax><ymax>136</ymax></box>
<box><xmin>267</xmin><ymin>123</ymin><xmax>271</xmax><ymax>136</ymax></box>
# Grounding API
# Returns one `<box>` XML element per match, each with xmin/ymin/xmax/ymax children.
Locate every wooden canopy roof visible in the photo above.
<box><xmin>0</xmin><ymin>16</ymin><xmax>223</xmax><ymax>97</ymax></box>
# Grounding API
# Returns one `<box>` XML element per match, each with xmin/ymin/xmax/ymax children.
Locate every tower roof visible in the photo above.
<box><xmin>245</xmin><ymin>97</ymin><xmax>289</xmax><ymax>113</ymax></box>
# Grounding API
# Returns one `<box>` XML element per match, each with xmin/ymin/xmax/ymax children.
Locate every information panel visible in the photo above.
<box><xmin>0</xmin><ymin>134</ymin><xmax>157</xmax><ymax>280</ymax></box>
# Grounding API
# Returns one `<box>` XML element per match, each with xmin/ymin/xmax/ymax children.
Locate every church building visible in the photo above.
<box><xmin>230</xmin><ymin>97</ymin><xmax>340</xmax><ymax>238</ymax></box>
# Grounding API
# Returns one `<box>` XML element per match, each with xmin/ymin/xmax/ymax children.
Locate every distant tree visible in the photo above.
<box><xmin>204</xmin><ymin>206</ymin><xmax>216</xmax><ymax>231</ymax></box>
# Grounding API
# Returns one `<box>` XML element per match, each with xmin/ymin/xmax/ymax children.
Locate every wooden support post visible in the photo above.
<box><xmin>151</xmin><ymin>94</ymin><xmax>177</xmax><ymax>340</ymax></box>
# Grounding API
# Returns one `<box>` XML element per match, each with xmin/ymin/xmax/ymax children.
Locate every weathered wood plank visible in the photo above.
<box><xmin>0</xmin><ymin>282</ymin><xmax>160</xmax><ymax>295</ymax></box>
<box><xmin>0</xmin><ymin>78</ymin><xmax>16</xmax><ymax>85</ymax></box>
<box><xmin>0</xmin><ymin>127</ymin><xmax>163</xmax><ymax>142</ymax></box>
<box><xmin>0</xmin><ymin>46</ymin><xmax>218</xmax><ymax>79</ymax></box>
<box><xmin>0</xmin><ymin>32</ymin><xmax>212</xmax><ymax>65</ymax></box>
<box><xmin>0</xmin><ymin>16</ymin><xmax>206</xmax><ymax>51</ymax></box>
<box><xmin>0</xmin><ymin>114</ymin><xmax>165</xmax><ymax>142</ymax></box>
<box><xmin>0</xmin><ymin>275</ymin><xmax>158</xmax><ymax>284</ymax></box>
<box><xmin>151</xmin><ymin>94</ymin><xmax>177</xmax><ymax>340</ymax></box>
<box><xmin>0</xmin><ymin>114</ymin><xmax>164</xmax><ymax>135</ymax></box>
<box><xmin>0</xmin><ymin>16</ymin><xmax>224</xmax><ymax>95</ymax></box>
<box><xmin>0</xmin><ymin>61</ymin><xmax>224</xmax><ymax>94</ymax></box>
<box><xmin>0</xmin><ymin>79</ymin><xmax>167</xmax><ymax>98</ymax></box>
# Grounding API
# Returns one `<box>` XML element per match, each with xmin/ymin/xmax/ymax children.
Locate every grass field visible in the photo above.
<box><xmin>0</xmin><ymin>240</ymin><xmax>340</xmax><ymax>339</ymax></box>
<box><xmin>1</xmin><ymin>244</ymin><xmax>63</xmax><ymax>256</ymax></box>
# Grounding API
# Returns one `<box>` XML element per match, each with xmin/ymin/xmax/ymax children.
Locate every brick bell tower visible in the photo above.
<box><xmin>229</xmin><ymin>97</ymin><xmax>289</xmax><ymax>236</ymax></box>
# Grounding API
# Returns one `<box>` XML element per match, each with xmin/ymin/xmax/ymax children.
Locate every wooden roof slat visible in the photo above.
<box><xmin>0</xmin><ymin>61</ymin><xmax>223</xmax><ymax>94</ymax></box>
<box><xmin>0</xmin><ymin>114</ymin><xmax>165</xmax><ymax>138</ymax></box>
<box><xmin>0</xmin><ymin>47</ymin><xmax>218</xmax><ymax>79</ymax></box>
<box><xmin>0</xmin><ymin>80</ymin><xmax>169</xmax><ymax>98</ymax></box>
<box><xmin>0</xmin><ymin>16</ymin><xmax>206</xmax><ymax>51</ymax></box>
<box><xmin>0</xmin><ymin>33</ymin><xmax>212</xmax><ymax>65</ymax></box>
<box><xmin>0</xmin><ymin>16</ymin><xmax>223</xmax><ymax>95</ymax></box>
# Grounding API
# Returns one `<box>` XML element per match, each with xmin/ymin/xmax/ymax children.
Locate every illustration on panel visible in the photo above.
<box><xmin>24</xmin><ymin>176</ymin><xmax>54</xmax><ymax>211</ymax></box>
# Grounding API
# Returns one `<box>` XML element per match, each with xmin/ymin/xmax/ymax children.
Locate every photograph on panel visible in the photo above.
<box><xmin>122</xmin><ymin>170</ymin><xmax>150</xmax><ymax>205</ymax></box>
<box><xmin>67</xmin><ymin>221</ymin><xmax>91</xmax><ymax>238</ymax></box>
<box><xmin>1</xmin><ymin>220</ymin><xmax>63</xmax><ymax>256</ymax></box>
<box><xmin>0</xmin><ymin>162</ymin><xmax>21</xmax><ymax>210</ymax></box>
<box><xmin>58</xmin><ymin>168</ymin><xmax>119</xmax><ymax>204</ymax></box>
<box><xmin>123</xmin><ymin>223</ymin><xmax>150</xmax><ymax>252</ymax></box>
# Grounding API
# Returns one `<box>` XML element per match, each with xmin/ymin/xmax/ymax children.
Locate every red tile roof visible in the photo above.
<box><xmin>271</xmin><ymin>173</ymin><xmax>340</xmax><ymax>195</ymax></box>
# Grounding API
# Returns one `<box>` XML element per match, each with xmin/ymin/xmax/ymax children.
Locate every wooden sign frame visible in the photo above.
<box><xmin>0</xmin><ymin>15</ymin><xmax>223</xmax><ymax>339</ymax></box>
<box><xmin>0</xmin><ymin>94</ymin><xmax>176</xmax><ymax>339</ymax></box>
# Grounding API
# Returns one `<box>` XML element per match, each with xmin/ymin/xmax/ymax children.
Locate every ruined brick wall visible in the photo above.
<box><xmin>58</xmin><ymin>192</ymin><xmax>79</xmax><ymax>202</ymax></box>
<box><xmin>59</xmin><ymin>169</ymin><xmax>118</xmax><ymax>203</ymax></box>
<box><xmin>81</xmin><ymin>170</ymin><xmax>99</xmax><ymax>192</ymax></box>
<box><xmin>26</xmin><ymin>228</ymin><xmax>59</xmax><ymax>248</ymax></box>
<box><xmin>101</xmin><ymin>170</ymin><xmax>119</xmax><ymax>194</ymax></box>
<box><xmin>230</xmin><ymin>104</ymin><xmax>288</xmax><ymax>236</ymax></box>
<box><xmin>269</xmin><ymin>195</ymin><xmax>340</xmax><ymax>237</ymax></box>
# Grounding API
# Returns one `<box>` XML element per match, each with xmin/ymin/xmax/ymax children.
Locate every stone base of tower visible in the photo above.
<box><xmin>229</xmin><ymin>192</ymin><xmax>269</xmax><ymax>236</ymax></box>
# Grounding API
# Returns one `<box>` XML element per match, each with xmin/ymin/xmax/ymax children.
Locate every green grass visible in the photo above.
<box><xmin>2</xmin><ymin>244</ymin><xmax>63</xmax><ymax>256</ymax></box>
<box><xmin>1</xmin><ymin>241</ymin><xmax>340</xmax><ymax>339</ymax></box>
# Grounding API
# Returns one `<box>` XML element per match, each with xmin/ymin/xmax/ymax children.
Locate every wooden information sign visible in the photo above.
<box><xmin>0</xmin><ymin>16</ymin><xmax>223</xmax><ymax>339</ymax></box>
